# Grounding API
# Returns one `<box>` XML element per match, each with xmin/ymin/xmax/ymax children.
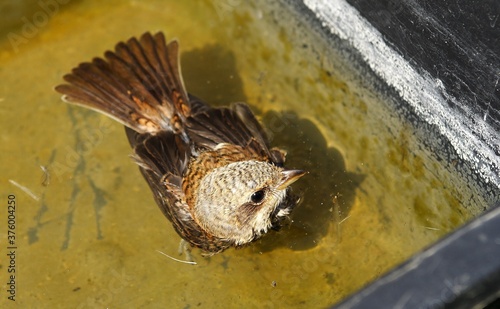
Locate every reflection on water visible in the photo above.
<box><xmin>0</xmin><ymin>0</ymin><xmax>485</xmax><ymax>308</ymax></box>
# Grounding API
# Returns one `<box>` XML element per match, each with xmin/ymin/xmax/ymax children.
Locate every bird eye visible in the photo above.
<box><xmin>250</xmin><ymin>189</ymin><xmax>266</xmax><ymax>204</ymax></box>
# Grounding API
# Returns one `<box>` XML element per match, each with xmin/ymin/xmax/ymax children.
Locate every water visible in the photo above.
<box><xmin>0</xmin><ymin>0</ymin><xmax>486</xmax><ymax>307</ymax></box>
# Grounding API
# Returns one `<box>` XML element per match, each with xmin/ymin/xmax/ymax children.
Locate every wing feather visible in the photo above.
<box><xmin>186</xmin><ymin>103</ymin><xmax>279</xmax><ymax>163</ymax></box>
<box><xmin>129</xmin><ymin>129</ymin><xmax>232</xmax><ymax>253</ymax></box>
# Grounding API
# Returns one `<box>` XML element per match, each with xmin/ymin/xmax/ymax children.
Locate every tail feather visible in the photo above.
<box><xmin>55</xmin><ymin>32</ymin><xmax>191</xmax><ymax>134</ymax></box>
<box><xmin>111</xmin><ymin>38</ymin><xmax>170</xmax><ymax>107</ymax></box>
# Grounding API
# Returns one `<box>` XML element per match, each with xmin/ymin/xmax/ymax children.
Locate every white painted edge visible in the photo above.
<box><xmin>303</xmin><ymin>0</ymin><xmax>500</xmax><ymax>190</ymax></box>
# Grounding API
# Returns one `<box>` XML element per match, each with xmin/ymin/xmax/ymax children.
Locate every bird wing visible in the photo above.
<box><xmin>186</xmin><ymin>102</ymin><xmax>286</xmax><ymax>165</ymax></box>
<box><xmin>127</xmin><ymin>128</ymin><xmax>231</xmax><ymax>253</ymax></box>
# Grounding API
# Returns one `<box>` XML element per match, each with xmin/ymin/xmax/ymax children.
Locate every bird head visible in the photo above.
<box><xmin>192</xmin><ymin>160</ymin><xmax>305</xmax><ymax>245</ymax></box>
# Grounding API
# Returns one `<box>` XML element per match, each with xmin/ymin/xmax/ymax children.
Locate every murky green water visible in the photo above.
<box><xmin>0</xmin><ymin>0</ymin><xmax>487</xmax><ymax>308</ymax></box>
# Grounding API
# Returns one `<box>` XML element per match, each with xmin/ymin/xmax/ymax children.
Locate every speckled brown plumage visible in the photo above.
<box><xmin>55</xmin><ymin>32</ymin><xmax>305</xmax><ymax>254</ymax></box>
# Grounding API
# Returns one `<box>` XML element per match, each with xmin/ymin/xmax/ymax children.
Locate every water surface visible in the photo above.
<box><xmin>0</xmin><ymin>0</ymin><xmax>483</xmax><ymax>308</ymax></box>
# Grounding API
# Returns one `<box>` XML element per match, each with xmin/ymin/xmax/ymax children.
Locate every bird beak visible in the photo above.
<box><xmin>277</xmin><ymin>170</ymin><xmax>307</xmax><ymax>190</ymax></box>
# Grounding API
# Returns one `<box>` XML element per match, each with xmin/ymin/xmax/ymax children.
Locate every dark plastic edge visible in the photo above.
<box><xmin>333</xmin><ymin>202</ymin><xmax>500</xmax><ymax>309</ymax></box>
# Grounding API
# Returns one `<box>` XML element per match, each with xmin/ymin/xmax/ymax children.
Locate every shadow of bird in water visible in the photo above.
<box><xmin>182</xmin><ymin>43</ymin><xmax>363</xmax><ymax>253</ymax></box>
<box><xmin>256</xmin><ymin>110</ymin><xmax>364</xmax><ymax>252</ymax></box>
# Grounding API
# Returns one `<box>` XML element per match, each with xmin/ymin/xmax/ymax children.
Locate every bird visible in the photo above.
<box><xmin>55</xmin><ymin>32</ymin><xmax>306</xmax><ymax>255</ymax></box>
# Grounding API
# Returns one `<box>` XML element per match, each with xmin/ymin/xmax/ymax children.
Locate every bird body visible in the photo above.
<box><xmin>56</xmin><ymin>32</ymin><xmax>305</xmax><ymax>254</ymax></box>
